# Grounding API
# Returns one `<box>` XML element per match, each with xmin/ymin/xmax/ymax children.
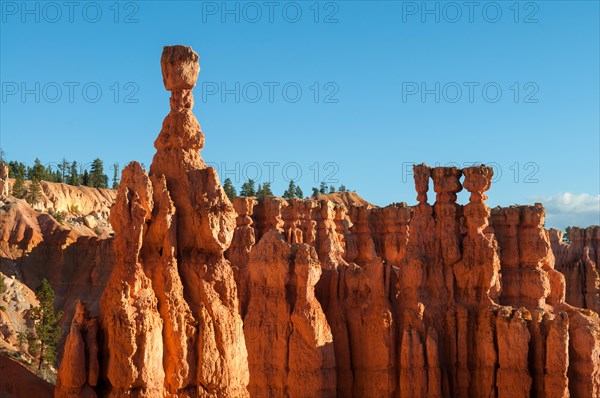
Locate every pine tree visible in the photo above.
<box><xmin>563</xmin><ymin>226</ymin><xmax>572</xmax><ymax>243</ymax></box>
<box><xmin>58</xmin><ymin>158</ymin><xmax>69</xmax><ymax>183</ymax></box>
<box><xmin>312</xmin><ymin>187</ymin><xmax>320</xmax><ymax>197</ymax></box>
<box><xmin>329</xmin><ymin>185</ymin><xmax>335</xmax><ymax>194</ymax></box>
<box><xmin>82</xmin><ymin>170</ymin><xmax>90</xmax><ymax>186</ymax></box>
<box><xmin>294</xmin><ymin>185</ymin><xmax>303</xmax><ymax>199</ymax></box>
<box><xmin>30</xmin><ymin>279</ymin><xmax>63</xmax><ymax>370</ymax></box>
<box><xmin>12</xmin><ymin>173</ymin><xmax>26</xmax><ymax>198</ymax></box>
<box><xmin>263</xmin><ymin>182</ymin><xmax>273</xmax><ymax>196</ymax></box>
<box><xmin>339</xmin><ymin>185</ymin><xmax>347</xmax><ymax>192</ymax></box>
<box><xmin>7</xmin><ymin>161</ymin><xmax>17</xmax><ymax>178</ymax></box>
<box><xmin>319</xmin><ymin>182</ymin><xmax>327</xmax><ymax>194</ymax></box>
<box><xmin>52</xmin><ymin>169</ymin><xmax>61</xmax><ymax>183</ymax></box>
<box><xmin>45</xmin><ymin>165</ymin><xmax>55</xmax><ymax>182</ymax></box>
<box><xmin>89</xmin><ymin>158</ymin><xmax>108</xmax><ymax>188</ymax></box>
<box><xmin>68</xmin><ymin>161</ymin><xmax>80</xmax><ymax>186</ymax></box>
<box><xmin>240</xmin><ymin>179</ymin><xmax>256</xmax><ymax>197</ymax></box>
<box><xmin>223</xmin><ymin>178</ymin><xmax>237</xmax><ymax>201</ymax></box>
<box><xmin>283</xmin><ymin>180</ymin><xmax>297</xmax><ymax>199</ymax></box>
<box><xmin>112</xmin><ymin>163</ymin><xmax>120</xmax><ymax>189</ymax></box>
<box><xmin>17</xmin><ymin>163</ymin><xmax>26</xmax><ymax>180</ymax></box>
<box><xmin>26</xmin><ymin>178</ymin><xmax>43</xmax><ymax>206</ymax></box>
<box><xmin>29</xmin><ymin>158</ymin><xmax>45</xmax><ymax>181</ymax></box>
<box><xmin>257</xmin><ymin>182</ymin><xmax>273</xmax><ymax>200</ymax></box>
<box><xmin>8</xmin><ymin>161</ymin><xmax>25</xmax><ymax>180</ymax></box>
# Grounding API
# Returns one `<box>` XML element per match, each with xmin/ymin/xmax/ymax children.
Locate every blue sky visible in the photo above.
<box><xmin>1</xmin><ymin>0</ymin><xmax>599</xmax><ymax>229</ymax></box>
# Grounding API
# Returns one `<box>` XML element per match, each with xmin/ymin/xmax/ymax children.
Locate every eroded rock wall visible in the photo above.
<box><xmin>227</xmin><ymin>165</ymin><xmax>600</xmax><ymax>398</ymax></box>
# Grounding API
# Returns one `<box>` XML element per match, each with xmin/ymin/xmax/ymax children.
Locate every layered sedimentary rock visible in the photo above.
<box><xmin>54</xmin><ymin>45</ymin><xmax>600</xmax><ymax>398</ymax></box>
<box><xmin>1</xmin><ymin>177</ymin><xmax>115</xmax><ymax>220</ymax></box>
<box><xmin>0</xmin><ymin>196</ymin><xmax>114</xmax><ymax>350</ymax></box>
<box><xmin>36</xmin><ymin>180</ymin><xmax>115</xmax><ymax>218</ymax></box>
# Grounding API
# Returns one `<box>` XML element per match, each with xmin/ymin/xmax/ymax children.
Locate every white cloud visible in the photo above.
<box><xmin>530</xmin><ymin>192</ymin><xmax>600</xmax><ymax>230</ymax></box>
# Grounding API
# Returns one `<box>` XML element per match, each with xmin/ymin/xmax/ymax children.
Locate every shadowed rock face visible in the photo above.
<box><xmin>53</xmin><ymin>46</ymin><xmax>600</xmax><ymax>398</ymax></box>
<box><xmin>549</xmin><ymin>226</ymin><xmax>600</xmax><ymax>313</ymax></box>
<box><xmin>0</xmin><ymin>355</ymin><xmax>54</xmax><ymax>398</ymax></box>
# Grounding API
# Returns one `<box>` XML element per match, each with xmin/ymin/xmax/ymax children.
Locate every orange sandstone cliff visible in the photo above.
<box><xmin>51</xmin><ymin>46</ymin><xmax>600</xmax><ymax>398</ymax></box>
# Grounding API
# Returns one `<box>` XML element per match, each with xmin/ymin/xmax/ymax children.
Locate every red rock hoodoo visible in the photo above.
<box><xmin>55</xmin><ymin>45</ymin><xmax>248</xmax><ymax>398</ymax></box>
<box><xmin>54</xmin><ymin>46</ymin><xmax>600</xmax><ymax>398</ymax></box>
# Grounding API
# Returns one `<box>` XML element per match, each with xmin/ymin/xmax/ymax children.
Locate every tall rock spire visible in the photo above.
<box><xmin>57</xmin><ymin>45</ymin><xmax>249</xmax><ymax>397</ymax></box>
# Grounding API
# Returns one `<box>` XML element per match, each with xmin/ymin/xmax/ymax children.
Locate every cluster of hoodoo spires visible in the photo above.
<box><xmin>54</xmin><ymin>45</ymin><xmax>600</xmax><ymax>398</ymax></box>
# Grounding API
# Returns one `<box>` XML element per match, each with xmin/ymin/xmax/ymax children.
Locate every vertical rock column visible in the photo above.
<box><xmin>459</xmin><ymin>165</ymin><xmax>501</xmax><ymax>306</ymax></box>
<box><xmin>254</xmin><ymin>197</ymin><xmax>285</xmax><ymax>238</ymax></box>
<box><xmin>55</xmin><ymin>301</ymin><xmax>99</xmax><ymax>398</ymax></box>
<box><xmin>492</xmin><ymin>203</ymin><xmax>570</xmax><ymax>397</ymax></box>
<box><xmin>316</xmin><ymin>201</ymin><xmax>346</xmax><ymax>272</ymax></box>
<box><xmin>148</xmin><ymin>45</ymin><xmax>248</xmax><ymax>397</ymax></box>
<box><xmin>346</xmin><ymin>206</ymin><xmax>377</xmax><ymax>265</ymax></box>
<box><xmin>515</xmin><ymin>204</ymin><xmax>553</xmax><ymax>308</ymax></box>
<box><xmin>282</xmin><ymin>199</ymin><xmax>301</xmax><ymax>244</ymax></box>
<box><xmin>316</xmin><ymin>200</ymin><xmax>352</xmax><ymax>396</ymax></box>
<box><xmin>94</xmin><ymin>45</ymin><xmax>248</xmax><ymax>397</ymax></box>
<box><xmin>380</xmin><ymin>204</ymin><xmax>412</xmax><ymax>267</ymax></box>
<box><xmin>243</xmin><ymin>230</ymin><xmax>336</xmax><ymax>397</ymax></box>
<box><xmin>99</xmin><ymin>163</ymin><xmax>165</xmax><ymax>397</ymax></box>
<box><xmin>429</xmin><ymin>166</ymin><xmax>465</xmax><ymax>398</ymax></box>
<box><xmin>408</xmin><ymin>164</ymin><xmax>447</xmax><ymax>312</ymax></box>
<box><xmin>299</xmin><ymin>200</ymin><xmax>318</xmax><ymax>246</ymax></box>
<box><xmin>494</xmin><ymin>307</ymin><xmax>532</xmax><ymax>398</ymax></box>
<box><xmin>226</xmin><ymin>196</ymin><xmax>258</xmax><ymax>318</ymax></box>
<box><xmin>315</xmin><ymin>200</ymin><xmax>346</xmax><ymax>315</ymax></box>
<box><xmin>455</xmin><ymin>166</ymin><xmax>503</xmax><ymax>397</ymax></box>
<box><xmin>287</xmin><ymin>244</ymin><xmax>336</xmax><ymax>397</ymax></box>
<box><xmin>397</xmin><ymin>164</ymin><xmax>443</xmax><ymax>398</ymax></box>
<box><xmin>490</xmin><ymin>207</ymin><xmax>521</xmax><ymax>305</ymax></box>
<box><xmin>514</xmin><ymin>205</ymin><xmax>569</xmax><ymax>397</ymax></box>
<box><xmin>432</xmin><ymin>167</ymin><xmax>463</xmax><ymax>278</ymax></box>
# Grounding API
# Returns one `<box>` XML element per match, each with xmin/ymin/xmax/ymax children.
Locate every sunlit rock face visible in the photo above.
<box><xmin>54</xmin><ymin>46</ymin><xmax>600</xmax><ymax>398</ymax></box>
<box><xmin>56</xmin><ymin>45</ymin><xmax>248</xmax><ymax>398</ymax></box>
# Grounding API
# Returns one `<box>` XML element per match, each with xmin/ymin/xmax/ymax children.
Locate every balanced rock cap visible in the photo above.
<box><xmin>161</xmin><ymin>45</ymin><xmax>200</xmax><ymax>91</ymax></box>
